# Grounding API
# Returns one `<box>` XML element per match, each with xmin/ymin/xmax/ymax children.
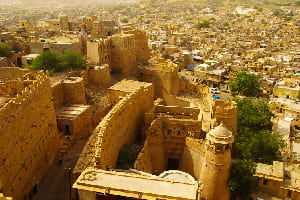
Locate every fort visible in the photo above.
<box><xmin>0</xmin><ymin>37</ymin><xmax>239</xmax><ymax>200</ymax></box>
<box><xmin>1</xmin><ymin>0</ymin><xmax>300</xmax><ymax>199</ymax></box>
<box><xmin>73</xmin><ymin>79</ymin><xmax>236</xmax><ymax>200</ymax></box>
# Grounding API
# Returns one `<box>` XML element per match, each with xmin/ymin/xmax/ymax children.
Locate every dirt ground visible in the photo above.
<box><xmin>33</xmin><ymin>138</ymin><xmax>89</xmax><ymax>200</ymax></box>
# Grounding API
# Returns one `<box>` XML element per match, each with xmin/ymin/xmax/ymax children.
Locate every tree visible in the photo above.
<box><xmin>0</xmin><ymin>43</ymin><xmax>11</xmax><ymax>58</ymax></box>
<box><xmin>273</xmin><ymin>9</ymin><xmax>282</xmax><ymax>17</ymax></box>
<box><xmin>116</xmin><ymin>144</ymin><xmax>141</xmax><ymax>170</ymax></box>
<box><xmin>229</xmin><ymin>159</ymin><xmax>258</xmax><ymax>199</ymax></box>
<box><xmin>230</xmin><ymin>97</ymin><xmax>286</xmax><ymax>198</ymax></box>
<box><xmin>121</xmin><ymin>18</ymin><xmax>128</xmax><ymax>23</ymax></box>
<box><xmin>223</xmin><ymin>22</ymin><xmax>229</xmax><ymax>26</ymax></box>
<box><xmin>196</xmin><ymin>20</ymin><xmax>210</xmax><ymax>29</ymax></box>
<box><xmin>234</xmin><ymin>98</ymin><xmax>274</xmax><ymax>131</ymax></box>
<box><xmin>229</xmin><ymin>71</ymin><xmax>261</xmax><ymax>97</ymax></box>
<box><xmin>31</xmin><ymin>50</ymin><xmax>86</xmax><ymax>73</ymax></box>
<box><xmin>59</xmin><ymin>50</ymin><xmax>86</xmax><ymax>71</ymax></box>
<box><xmin>285</xmin><ymin>16</ymin><xmax>292</xmax><ymax>21</ymax></box>
<box><xmin>232</xmin><ymin>98</ymin><xmax>286</xmax><ymax>164</ymax></box>
<box><xmin>31</xmin><ymin>50</ymin><xmax>61</xmax><ymax>72</ymax></box>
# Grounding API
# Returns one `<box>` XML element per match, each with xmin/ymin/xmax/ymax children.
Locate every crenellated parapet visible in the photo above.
<box><xmin>0</xmin><ymin>68</ymin><xmax>59</xmax><ymax>199</ymax></box>
<box><xmin>92</xmin><ymin>81</ymin><xmax>154</xmax><ymax>169</ymax></box>
<box><xmin>138</xmin><ymin>59</ymin><xmax>180</xmax><ymax>97</ymax></box>
<box><xmin>0</xmin><ymin>70</ymin><xmax>49</xmax><ymax>131</ymax></box>
<box><xmin>213</xmin><ymin>100</ymin><xmax>237</xmax><ymax>134</ymax></box>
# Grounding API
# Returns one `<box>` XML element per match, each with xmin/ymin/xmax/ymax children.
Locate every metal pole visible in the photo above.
<box><xmin>66</xmin><ymin>168</ymin><xmax>71</xmax><ymax>200</ymax></box>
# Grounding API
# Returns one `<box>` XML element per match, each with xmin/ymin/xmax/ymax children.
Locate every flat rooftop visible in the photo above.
<box><xmin>210</xmin><ymin>69</ymin><xmax>226</xmax><ymax>73</ymax></box>
<box><xmin>255</xmin><ymin>161</ymin><xmax>283</xmax><ymax>181</ymax></box>
<box><xmin>73</xmin><ymin>168</ymin><xmax>199</xmax><ymax>200</ymax></box>
<box><xmin>272</xmin><ymin>98</ymin><xmax>300</xmax><ymax>111</ymax></box>
<box><xmin>109</xmin><ymin>79</ymin><xmax>152</xmax><ymax>93</ymax></box>
<box><xmin>291</xmin><ymin>141</ymin><xmax>300</xmax><ymax>155</ymax></box>
<box><xmin>23</xmin><ymin>54</ymin><xmax>39</xmax><ymax>58</ymax></box>
<box><xmin>56</xmin><ymin>105</ymin><xmax>90</xmax><ymax>120</ymax></box>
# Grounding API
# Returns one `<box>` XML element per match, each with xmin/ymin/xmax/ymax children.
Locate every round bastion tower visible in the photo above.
<box><xmin>200</xmin><ymin>122</ymin><xmax>234</xmax><ymax>200</ymax></box>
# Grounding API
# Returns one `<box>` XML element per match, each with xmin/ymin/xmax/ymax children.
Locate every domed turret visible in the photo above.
<box><xmin>200</xmin><ymin>122</ymin><xmax>234</xmax><ymax>200</ymax></box>
<box><xmin>206</xmin><ymin>122</ymin><xmax>234</xmax><ymax>145</ymax></box>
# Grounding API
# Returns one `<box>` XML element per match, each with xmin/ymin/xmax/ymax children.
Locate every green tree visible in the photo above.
<box><xmin>234</xmin><ymin>98</ymin><xmax>274</xmax><ymax>131</ymax></box>
<box><xmin>0</xmin><ymin>43</ymin><xmax>11</xmax><ymax>58</ymax></box>
<box><xmin>232</xmin><ymin>98</ymin><xmax>286</xmax><ymax>163</ymax></box>
<box><xmin>138</xmin><ymin>16</ymin><xmax>144</xmax><ymax>22</ymax></box>
<box><xmin>223</xmin><ymin>22</ymin><xmax>229</xmax><ymax>26</ymax></box>
<box><xmin>196</xmin><ymin>20</ymin><xmax>210</xmax><ymax>29</ymax></box>
<box><xmin>229</xmin><ymin>71</ymin><xmax>261</xmax><ymax>97</ymax></box>
<box><xmin>285</xmin><ymin>16</ymin><xmax>292</xmax><ymax>21</ymax></box>
<box><xmin>116</xmin><ymin>144</ymin><xmax>141</xmax><ymax>170</ymax></box>
<box><xmin>31</xmin><ymin>50</ymin><xmax>61</xmax><ymax>72</ymax></box>
<box><xmin>121</xmin><ymin>18</ymin><xmax>128</xmax><ymax>23</ymax></box>
<box><xmin>229</xmin><ymin>159</ymin><xmax>258</xmax><ymax>199</ymax></box>
<box><xmin>185</xmin><ymin>17</ymin><xmax>193</xmax><ymax>21</ymax></box>
<box><xmin>59</xmin><ymin>50</ymin><xmax>86</xmax><ymax>71</ymax></box>
<box><xmin>273</xmin><ymin>9</ymin><xmax>282</xmax><ymax>16</ymax></box>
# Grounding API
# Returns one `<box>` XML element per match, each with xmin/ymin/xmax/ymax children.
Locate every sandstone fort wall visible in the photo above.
<box><xmin>181</xmin><ymin>138</ymin><xmax>206</xmax><ymax>180</ymax></box>
<box><xmin>94</xmin><ymin>84</ymin><xmax>154</xmax><ymax>169</ymax></box>
<box><xmin>110</xmin><ymin>34</ymin><xmax>136</xmax><ymax>76</ymax></box>
<box><xmin>138</xmin><ymin>62</ymin><xmax>179</xmax><ymax>99</ymax></box>
<box><xmin>87</xmin><ymin>39</ymin><xmax>110</xmax><ymax>65</ymax></box>
<box><xmin>62</xmin><ymin>77</ymin><xmax>86</xmax><ymax>105</ymax></box>
<box><xmin>88</xmin><ymin>65</ymin><xmax>111</xmax><ymax>89</ymax></box>
<box><xmin>123</xmin><ymin>30</ymin><xmax>150</xmax><ymax>63</ymax></box>
<box><xmin>0</xmin><ymin>69</ymin><xmax>59</xmax><ymax>199</ymax></box>
<box><xmin>213</xmin><ymin>100</ymin><xmax>237</xmax><ymax>134</ymax></box>
<box><xmin>51</xmin><ymin>81</ymin><xmax>64</xmax><ymax>109</ymax></box>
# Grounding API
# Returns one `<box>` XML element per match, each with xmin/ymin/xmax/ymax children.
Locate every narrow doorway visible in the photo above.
<box><xmin>65</xmin><ymin>124</ymin><xmax>70</xmax><ymax>135</ymax></box>
<box><xmin>167</xmin><ymin>158</ymin><xmax>179</xmax><ymax>170</ymax></box>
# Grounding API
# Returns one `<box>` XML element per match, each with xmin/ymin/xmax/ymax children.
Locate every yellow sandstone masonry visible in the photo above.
<box><xmin>0</xmin><ymin>68</ymin><xmax>60</xmax><ymax>200</ymax></box>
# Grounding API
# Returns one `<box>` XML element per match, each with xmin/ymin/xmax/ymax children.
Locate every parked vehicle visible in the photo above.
<box><xmin>213</xmin><ymin>95</ymin><xmax>220</xmax><ymax>99</ymax></box>
<box><xmin>210</xmin><ymin>88</ymin><xmax>220</xmax><ymax>94</ymax></box>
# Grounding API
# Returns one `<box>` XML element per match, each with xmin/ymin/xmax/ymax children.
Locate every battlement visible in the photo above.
<box><xmin>110</xmin><ymin>34</ymin><xmax>135</xmax><ymax>49</ymax></box>
<box><xmin>0</xmin><ymin>67</ymin><xmax>59</xmax><ymax>199</ymax></box>
<box><xmin>0</xmin><ymin>69</ymin><xmax>49</xmax><ymax>131</ymax></box>
<box><xmin>138</xmin><ymin>60</ymin><xmax>180</xmax><ymax>97</ymax></box>
<box><xmin>154</xmin><ymin>59</ymin><xmax>179</xmax><ymax>73</ymax></box>
<box><xmin>123</xmin><ymin>29</ymin><xmax>147</xmax><ymax>39</ymax></box>
<box><xmin>110</xmin><ymin>34</ymin><xmax>136</xmax><ymax>76</ymax></box>
<box><xmin>122</xmin><ymin>29</ymin><xmax>149</xmax><ymax>63</ymax></box>
<box><xmin>154</xmin><ymin>105</ymin><xmax>200</xmax><ymax>120</ymax></box>
<box><xmin>0</xmin><ymin>67</ymin><xmax>39</xmax><ymax>80</ymax></box>
<box><xmin>93</xmin><ymin>81</ymin><xmax>154</xmax><ymax>169</ymax></box>
<box><xmin>213</xmin><ymin>100</ymin><xmax>237</xmax><ymax>134</ymax></box>
<box><xmin>213</xmin><ymin>100</ymin><xmax>237</xmax><ymax>114</ymax></box>
<box><xmin>88</xmin><ymin>64</ymin><xmax>111</xmax><ymax>89</ymax></box>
